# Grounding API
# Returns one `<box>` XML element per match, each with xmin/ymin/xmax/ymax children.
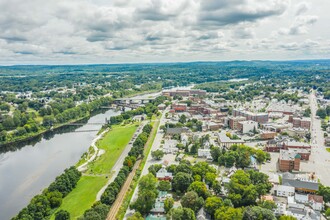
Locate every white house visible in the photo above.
<box><xmin>275</xmin><ymin>185</ymin><xmax>295</xmax><ymax>197</ymax></box>
<box><xmin>198</xmin><ymin>149</ymin><xmax>212</xmax><ymax>159</ymax></box>
<box><xmin>308</xmin><ymin>194</ymin><xmax>324</xmax><ymax>211</ymax></box>
<box><xmin>295</xmin><ymin>194</ymin><xmax>308</xmax><ymax>204</ymax></box>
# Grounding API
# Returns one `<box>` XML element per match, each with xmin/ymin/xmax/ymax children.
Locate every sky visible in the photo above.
<box><xmin>0</xmin><ymin>0</ymin><xmax>329</xmax><ymax>65</ymax></box>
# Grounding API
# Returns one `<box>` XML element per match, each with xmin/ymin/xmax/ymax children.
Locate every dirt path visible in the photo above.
<box><xmin>106</xmin><ymin>160</ymin><xmax>141</xmax><ymax>220</ymax></box>
<box><xmin>77</xmin><ymin>128</ymin><xmax>109</xmax><ymax>172</ymax></box>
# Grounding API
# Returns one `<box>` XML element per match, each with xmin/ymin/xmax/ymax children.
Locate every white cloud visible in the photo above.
<box><xmin>0</xmin><ymin>0</ymin><xmax>329</xmax><ymax>64</ymax></box>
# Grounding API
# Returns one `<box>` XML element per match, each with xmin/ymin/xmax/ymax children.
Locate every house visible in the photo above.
<box><xmin>308</xmin><ymin>194</ymin><xmax>324</xmax><ymax>211</ymax></box>
<box><xmin>275</xmin><ymin>185</ymin><xmax>295</xmax><ymax>197</ymax></box>
<box><xmin>156</xmin><ymin>167</ymin><xmax>173</xmax><ymax>181</ymax></box>
<box><xmin>158</xmin><ymin>103</ymin><xmax>166</xmax><ymax>110</ymax></box>
<box><xmin>149</xmin><ymin>192</ymin><xmax>173</xmax><ymax>217</ymax></box>
<box><xmin>274</xmin><ymin>203</ymin><xmax>287</xmax><ymax>216</ymax></box>
<box><xmin>198</xmin><ymin>149</ymin><xmax>212</xmax><ymax>159</ymax></box>
<box><xmin>197</xmin><ymin>207</ymin><xmax>211</xmax><ymax>220</ymax></box>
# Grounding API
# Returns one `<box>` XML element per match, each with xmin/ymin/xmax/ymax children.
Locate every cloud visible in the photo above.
<box><xmin>198</xmin><ymin>0</ymin><xmax>289</xmax><ymax>27</ymax></box>
<box><xmin>232</xmin><ymin>28</ymin><xmax>255</xmax><ymax>39</ymax></box>
<box><xmin>295</xmin><ymin>2</ymin><xmax>309</xmax><ymax>16</ymax></box>
<box><xmin>0</xmin><ymin>0</ymin><xmax>329</xmax><ymax>64</ymax></box>
<box><xmin>134</xmin><ymin>0</ymin><xmax>190</xmax><ymax>21</ymax></box>
<box><xmin>278</xmin><ymin>15</ymin><xmax>318</xmax><ymax>35</ymax></box>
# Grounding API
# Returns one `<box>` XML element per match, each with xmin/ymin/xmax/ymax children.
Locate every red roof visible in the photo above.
<box><xmin>308</xmin><ymin>194</ymin><xmax>323</xmax><ymax>203</ymax></box>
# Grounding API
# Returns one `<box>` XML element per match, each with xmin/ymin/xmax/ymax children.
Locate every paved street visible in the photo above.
<box><xmin>300</xmin><ymin>91</ymin><xmax>330</xmax><ymax>185</ymax></box>
<box><xmin>124</xmin><ymin>109</ymin><xmax>177</xmax><ymax>219</ymax></box>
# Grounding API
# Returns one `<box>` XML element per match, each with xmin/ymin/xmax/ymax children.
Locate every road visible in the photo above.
<box><xmin>124</xmin><ymin>109</ymin><xmax>169</xmax><ymax>219</ymax></box>
<box><xmin>300</xmin><ymin>90</ymin><xmax>330</xmax><ymax>186</ymax></box>
<box><xmin>96</xmin><ymin>122</ymin><xmax>146</xmax><ymax>201</ymax></box>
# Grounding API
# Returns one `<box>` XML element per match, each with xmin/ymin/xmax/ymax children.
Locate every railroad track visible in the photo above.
<box><xmin>106</xmin><ymin>160</ymin><xmax>141</xmax><ymax>220</ymax></box>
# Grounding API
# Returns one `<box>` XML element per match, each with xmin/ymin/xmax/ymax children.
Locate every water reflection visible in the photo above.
<box><xmin>0</xmin><ymin>109</ymin><xmax>119</xmax><ymax>220</ymax></box>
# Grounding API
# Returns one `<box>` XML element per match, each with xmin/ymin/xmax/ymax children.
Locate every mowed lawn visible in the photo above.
<box><xmin>51</xmin><ymin>123</ymin><xmax>139</xmax><ymax>219</ymax></box>
<box><xmin>51</xmin><ymin>176</ymin><xmax>108</xmax><ymax>220</ymax></box>
<box><xmin>86</xmin><ymin>123</ymin><xmax>139</xmax><ymax>174</ymax></box>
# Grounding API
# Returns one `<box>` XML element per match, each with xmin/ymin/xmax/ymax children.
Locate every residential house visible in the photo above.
<box><xmin>275</xmin><ymin>185</ymin><xmax>295</xmax><ymax>197</ymax></box>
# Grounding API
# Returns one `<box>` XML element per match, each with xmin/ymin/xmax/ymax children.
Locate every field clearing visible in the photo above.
<box><xmin>86</xmin><ymin>123</ymin><xmax>138</xmax><ymax>175</ymax></box>
<box><xmin>51</xmin><ymin>176</ymin><xmax>108</xmax><ymax>219</ymax></box>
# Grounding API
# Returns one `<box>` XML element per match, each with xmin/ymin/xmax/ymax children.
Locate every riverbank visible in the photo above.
<box><xmin>51</xmin><ymin>122</ymin><xmax>139</xmax><ymax>219</ymax></box>
<box><xmin>0</xmin><ymin>113</ymin><xmax>91</xmax><ymax>147</ymax></box>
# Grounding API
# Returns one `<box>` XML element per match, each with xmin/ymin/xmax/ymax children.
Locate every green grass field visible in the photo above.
<box><xmin>52</xmin><ymin>123</ymin><xmax>139</xmax><ymax>219</ymax></box>
<box><xmin>86</xmin><ymin>123</ymin><xmax>138</xmax><ymax>175</ymax></box>
<box><xmin>51</xmin><ymin>176</ymin><xmax>108</xmax><ymax>220</ymax></box>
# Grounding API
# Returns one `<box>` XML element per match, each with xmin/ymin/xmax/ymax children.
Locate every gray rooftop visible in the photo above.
<box><xmin>282</xmin><ymin>178</ymin><xmax>319</xmax><ymax>191</ymax></box>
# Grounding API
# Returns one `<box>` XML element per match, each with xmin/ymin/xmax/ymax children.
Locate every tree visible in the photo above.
<box><xmin>258</xmin><ymin>200</ymin><xmax>276</xmax><ymax>210</ymax></box>
<box><xmin>46</xmin><ymin>191</ymin><xmax>63</xmax><ymax>208</ymax></box>
<box><xmin>212</xmin><ymin>180</ymin><xmax>222</xmax><ymax>195</ymax></box>
<box><xmin>139</xmin><ymin>173</ymin><xmax>158</xmax><ymax>192</ymax></box>
<box><xmin>226</xmin><ymin>170</ymin><xmax>258</xmax><ymax>207</ymax></box>
<box><xmin>164</xmin><ymin>197</ymin><xmax>174</xmax><ymax>213</ymax></box>
<box><xmin>214</xmin><ymin>207</ymin><xmax>243</xmax><ymax>220</ymax></box>
<box><xmin>131</xmin><ymin>174</ymin><xmax>158</xmax><ymax>215</ymax></box>
<box><xmin>55</xmin><ymin>210</ymin><xmax>70</xmax><ymax>220</ymax></box>
<box><xmin>279</xmin><ymin>216</ymin><xmax>297</xmax><ymax>220</ymax></box>
<box><xmin>179</xmin><ymin>114</ymin><xmax>187</xmax><ymax>124</ymax></box>
<box><xmin>205</xmin><ymin>196</ymin><xmax>223</xmax><ymax>217</ymax></box>
<box><xmin>211</xmin><ymin>147</ymin><xmax>221</xmax><ymax>162</ymax></box>
<box><xmin>172</xmin><ymin>172</ymin><xmax>194</xmax><ymax>193</ymax></box>
<box><xmin>242</xmin><ymin>206</ymin><xmax>276</xmax><ymax>220</ymax></box>
<box><xmin>181</xmin><ymin>191</ymin><xmax>204</xmax><ymax>213</ymax></box>
<box><xmin>325</xmin><ymin>208</ymin><xmax>330</xmax><ymax>217</ymax></box>
<box><xmin>188</xmin><ymin>181</ymin><xmax>210</xmax><ymax>199</ymax></box>
<box><xmin>151</xmin><ymin>150</ymin><xmax>164</xmax><ymax>160</ymax></box>
<box><xmin>255</xmin><ymin>150</ymin><xmax>266</xmax><ymax>164</ymax></box>
<box><xmin>191</xmin><ymin>162</ymin><xmax>216</xmax><ymax>180</ymax></box>
<box><xmin>127</xmin><ymin>212</ymin><xmax>144</xmax><ymax>220</ymax></box>
<box><xmin>142</xmin><ymin>124</ymin><xmax>153</xmax><ymax>134</ymax></box>
<box><xmin>317</xmin><ymin>184</ymin><xmax>330</xmax><ymax>203</ymax></box>
<box><xmin>148</xmin><ymin>164</ymin><xmax>163</xmax><ymax>176</ymax></box>
<box><xmin>316</xmin><ymin>108</ymin><xmax>327</xmax><ymax>119</ymax></box>
<box><xmin>158</xmin><ymin>180</ymin><xmax>171</xmax><ymax>191</ymax></box>
<box><xmin>167</xmin><ymin>207</ymin><xmax>196</xmax><ymax>220</ymax></box>
<box><xmin>130</xmin><ymin>190</ymin><xmax>157</xmax><ymax>216</ymax></box>
<box><xmin>43</xmin><ymin>115</ymin><xmax>55</xmax><ymax>127</ymax></box>
<box><xmin>205</xmin><ymin>172</ymin><xmax>216</xmax><ymax>187</ymax></box>
<box><xmin>176</xmin><ymin>163</ymin><xmax>192</xmax><ymax>174</ymax></box>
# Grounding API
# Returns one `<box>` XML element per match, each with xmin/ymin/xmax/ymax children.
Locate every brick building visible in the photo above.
<box><xmin>278</xmin><ymin>149</ymin><xmax>301</xmax><ymax>172</ymax></box>
<box><xmin>292</xmin><ymin>117</ymin><xmax>311</xmax><ymax>130</ymax></box>
<box><xmin>233</xmin><ymin>109</ymin><xmax>268</xmax><ymax>124</ymax></box>
<box><xmin>228</xmin><ymin>116</ymin><xmax>246</xmax><ymax>130</ymax></box>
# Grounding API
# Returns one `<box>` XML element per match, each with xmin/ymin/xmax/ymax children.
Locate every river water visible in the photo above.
<box><xmin>0</xmin><ymin>109</ymin><xmax>120</xmax><ymax>219</ymax></box>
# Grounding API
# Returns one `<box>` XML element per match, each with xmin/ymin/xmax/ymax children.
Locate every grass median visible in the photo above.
<box><xmin>52</xmin><ymin>123</ymin><xmax>139</xmax><ymax>219</ymax></box>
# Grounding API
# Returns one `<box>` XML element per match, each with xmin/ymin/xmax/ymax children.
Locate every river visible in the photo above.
<box><xmin>0</xmin><ymin>109</ymin><xmax>120</xmax><ymax>220</ymax></box>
